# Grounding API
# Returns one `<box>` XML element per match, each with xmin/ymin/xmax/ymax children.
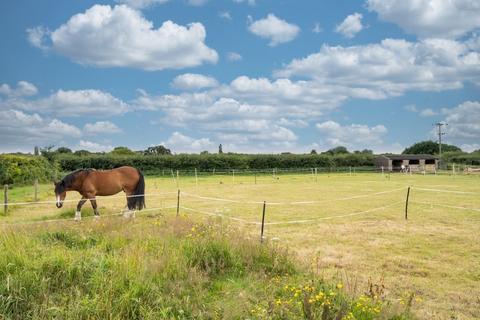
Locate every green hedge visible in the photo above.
<box><xmin>56</xmin><ymin>153</ymin><xmax>375</xmax><ymax>173</ymax></box>
<box><xmin>442</xmin><ymin>151</ymin><xmax>480</xmax><ymax>165</ymax></box>
<box><xmin>0</xmin><ymin>155</ymin><xmax>59</xmax><ymax>185</ymax></box>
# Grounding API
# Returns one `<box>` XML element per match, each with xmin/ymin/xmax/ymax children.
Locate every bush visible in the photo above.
<box><xmin>0</xmin><ymin>155</ymin><xmax>59</xmax><ymax>185</ymax></box>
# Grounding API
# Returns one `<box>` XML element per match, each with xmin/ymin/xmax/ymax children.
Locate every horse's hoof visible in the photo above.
<box><xmin>74</xmin><ymin>212</ymin><xmax>81</xmax><ymax>221</ymax></box>
<box><xmin>94</xmin><ymin>215</ymin><xmax>100</xmax><ymax>220</ymax></box>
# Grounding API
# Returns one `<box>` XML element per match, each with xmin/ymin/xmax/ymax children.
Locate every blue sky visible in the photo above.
<box><xmin>1</xmin><ymin>0</ymin><xmax>479</xmax><ymax>154</ymax></box>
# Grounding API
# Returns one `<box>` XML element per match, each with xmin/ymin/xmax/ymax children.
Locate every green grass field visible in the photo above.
<box><xmin>1</xmin><ymin>171</ymin><xmax>479</xmax><ymax>319</ymax></box>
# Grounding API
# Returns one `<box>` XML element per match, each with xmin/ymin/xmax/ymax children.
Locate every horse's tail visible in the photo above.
<box><xmin>128</xmin><ymin>170</ymin><xmax>145</xmax><ymax>210</ymax></box>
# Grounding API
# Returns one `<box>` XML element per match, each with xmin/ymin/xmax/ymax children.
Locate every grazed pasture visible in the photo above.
<box><xmin>1</xmin><ymin>172</ymin><xmax>479</xmax><ymax>319</ymax></box>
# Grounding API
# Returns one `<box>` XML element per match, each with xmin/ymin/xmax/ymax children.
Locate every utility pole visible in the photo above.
<box><xmin>435</xmin><ymin>122</ymin><xmax>447</xmax><ymax>168</ymax></box>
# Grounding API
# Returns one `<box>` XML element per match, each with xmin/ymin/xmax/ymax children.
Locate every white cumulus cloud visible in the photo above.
<box><xmin>162</xmin><ymin>132</ymin><xmax>214</xmax><ymax>153</ymax></box>
<box><xmin>276</xmin><ymin>37</ymin><xmax>480</xmax><ymax>98</ymax></box>
<box><xmin>441</xmin><ymin>101</ymin><xmax>480</xmax><ymax>142</ymax></box>
<box><xmin>248</xmin><ymin>14</ymin><xmax>300</xmax><ymax>46</ymax></box>
<box><xmin>316</xmin><ymin>121</ymin><xmax>387</xmax><ymax>149</ymax></box>
<box><xmin>226</xmin><ymin>52</ymin><xmax>242</xmax><ymax>61</ymax></box>
<box><xmin>219</xmin><ymin>11</ymin><xmax>232</xmax><ymax>20</ymax></box>
<box><xmin>28</xmin><ymin>4</ymin><xmax>218</xmax><ymax>71</ymax></box>
<box><xmin>1</xmin><ymin>87</ymin><xmax>131</xmax><ymax>117</ymax></box>
<box><xmin>76</xmin><ymin>140</ymin><xmax>114</xmax><ymax>152</ymax></box>
<box><xmin>0</xmin><ymin>109</ymin><xmax>81</xmax><ymax>152</ymax></box>
<box><xmin>171</xmin><ymin>73</ymin><xmax>219</xmax><ymax>90</ymax></box>
<box><xmin>115</xmin><ymin>0</ymin><xmax>169</xmax><ymax>9</ymax></box>
<box><xmin>367</xmin><ymin>0</ymin><xmax>480</xmax><ymax>39</ymax></box>
<box><xmin>0</xmin><ymin>81</ymin><xmax>38</xmax><ymax>97</ymax></box>
<box><xmin>419</xmin><ymin>108</ymin><xmax>438</xmax><ymax>117</ymax></box>
<box><xmin>336</xmin><ymin>13</ymin><xmax>363</xmax><ymax>38</ymax></box>
<box><xmin>84</xmin><ymin>121</ymin><xmax>122</xmax><ymax>134</ymax></box>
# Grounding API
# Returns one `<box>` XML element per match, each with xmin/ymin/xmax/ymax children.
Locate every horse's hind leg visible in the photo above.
<box><xmin>124</xmin><ymin>191</ymin><xmax>135</xmax><ymax>218</ymax></box>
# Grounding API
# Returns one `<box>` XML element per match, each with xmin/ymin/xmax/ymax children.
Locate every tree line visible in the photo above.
<box><xmin>1</xmin><ymin>141</ymin><xmax>479</xmax><ymax>185</ymax></box>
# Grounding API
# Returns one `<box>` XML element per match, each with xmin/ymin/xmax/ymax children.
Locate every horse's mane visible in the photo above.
<box><xmin>62</xmin><ymin>169</ymin><xmax>94</xmax><ymax>188</ymax></box>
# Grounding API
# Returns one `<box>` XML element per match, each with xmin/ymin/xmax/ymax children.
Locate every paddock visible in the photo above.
<box><xmin>1</xmin><ymin>170</ymin><xmax>479</xmax><ymax>319</ymax></box>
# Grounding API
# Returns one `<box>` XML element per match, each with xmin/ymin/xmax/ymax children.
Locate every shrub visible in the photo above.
<box><xmin>0</xmin><ymin>154</ymin><xmax>59</xmax><ymax>185</ymax></box>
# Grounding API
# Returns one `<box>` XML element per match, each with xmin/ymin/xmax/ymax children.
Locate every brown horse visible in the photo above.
<box><xmin>54</xmin><ymin>166</ymin><xmax>145</xmax><ymax>221</ymax></box>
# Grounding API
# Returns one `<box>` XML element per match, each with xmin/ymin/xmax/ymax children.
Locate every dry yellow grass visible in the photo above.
<box><xmin>2</xmin><ymin>171</ymin><xmax>479</xmax><ymax>319</ymax></box>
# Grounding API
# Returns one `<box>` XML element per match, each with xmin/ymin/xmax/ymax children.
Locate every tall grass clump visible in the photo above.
<box><xmin>0</xmin><ymin>218</ymin><xmax>414</xmax><ymax>319</ymax></box>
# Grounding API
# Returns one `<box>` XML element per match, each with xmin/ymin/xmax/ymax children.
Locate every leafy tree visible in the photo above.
<box><xmin>323</xmin><ymin>146</ymin><xmax>349</xmax><ymax>155</ymax></box>
<box><xmin>218</xmin><ymin>144</ymin><xmax>223</xmax><ymax>154</ymax></box>
<box><xmin>144</xmin><ymin>145</ymin><xmax>172</xmax><ymax>155</ymax></box>
<box><xmin>34</xmin><ymin>146</ymin><xmax>39</xmax><ymax>156</ymax></box>
<box><xmin>40</xmin><ymin>145</ymin><xmax>57</xmax><ymax>162</ymax></box>
<box><xmin>354</xmin><ymin>149</ymin><xmax>373</xmax><ymax>154</ymax></box>
<box><xmin>56</xmin><ymin>147</ymin><xmax>72</xmax><ymax>154</ymax></box>
<box><xmin>110</xmin><ymin>146</ymin><xmax>136</xmax><ymax>155</ymax></box>
<box><xmin>74</xmin><ymin>150</ymin><xmax>91</xmax><ymax>156</ymax></box>
<box><xmin>200</xmin><ymin>151</ymin><xmax>209</xmax><ymax>155</ymax></box>
<box><xmin>310</xmin><ymin>149</ymin><xmax>317</xmax><ymax>154</ymax></box>
<box><xmin>402</xmin><ymin>140</ymin><xmax>461</xmax><ymax>155</ymax></box>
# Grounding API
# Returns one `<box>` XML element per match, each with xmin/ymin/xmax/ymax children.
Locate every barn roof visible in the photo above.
<box><xmin>376</xmin><ymin>154</ymin><xmax>438</xmax><ymax>160</ymax></box>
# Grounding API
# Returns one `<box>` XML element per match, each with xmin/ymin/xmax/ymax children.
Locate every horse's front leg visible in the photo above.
<box><xmin>89</xmin><ymin>196</ymin><xmax>100</xmax><ymax>218</ymax></box>
<box><xmin>75</xmin><ymin>197</ymin><xmax>87</xmax><ymax>221</ymax></box>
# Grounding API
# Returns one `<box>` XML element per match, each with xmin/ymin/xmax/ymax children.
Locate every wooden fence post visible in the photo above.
<box><xmin>34</xmin><ymin>179</ymin><xmax>38</xmax><ymax>202</ymax></box>
<box><xmin>254</xmin><ymin>172</ymin><xmax>257</xmax><ymax>185</ymax></box>
<box><xmin>232</xmin><ymin>169</ymin><xmax>235</xmax><ymax>184</ymax></box>
<box><xmin>176</xmin><ymin>170</ymin><xmax>179</xmax><ymax>188</ymax></box>
<box><xmin>260</xmin><ymin>201</ymin><xmax>266</xmax><ymax>243</ymax></box>
<box><xmin>3</xmin><ymin>185</ymin><xmax>8</xmax><ymax>215</ymax></box>
<box><xmin>405</xmin><ymin>186</ymin><xmax>411</xmax><ymax>220</ymax></box>
<box><xmin>176</xmin><ymin>189</ymin><xmax>180</xmax><ymax>217</ymax></box>
<box><xmin>315</xmin><ymin>167</ymin><xmax>318</xmax><ymax>182</ymax></box>
<box><xmin>195</xmin><ymin>168</ymin><xmax>198</xmax><ymax>187</ymax></box>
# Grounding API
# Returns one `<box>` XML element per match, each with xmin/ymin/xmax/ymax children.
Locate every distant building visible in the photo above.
<box><xmin>374</xmin><ymin>154</ymin><xmax>439</xmax><ymax>172</ymax></box>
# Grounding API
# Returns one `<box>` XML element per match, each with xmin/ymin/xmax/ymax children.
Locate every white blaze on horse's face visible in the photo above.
<box><xmin>54</xmin><ymin>181</ymin><xmax>66</xmax><ymax>208</ymax></box>
<box><xmin>55</xmin><ymin>193</ymin><xmax>65</xmax><ymax>208</ymax></box>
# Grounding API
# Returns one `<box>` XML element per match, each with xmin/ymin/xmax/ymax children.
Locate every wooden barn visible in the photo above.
<box><xmin>374</xmin><ymin>154</ymin><xmax>439</xmax><ymax>172</ymax></box>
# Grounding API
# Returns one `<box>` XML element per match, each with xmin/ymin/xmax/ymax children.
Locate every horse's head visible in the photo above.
<box><xmin>54</xmin><ymin>181</ymin><xmax>67</xmax><ymax>208</ymax></box>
